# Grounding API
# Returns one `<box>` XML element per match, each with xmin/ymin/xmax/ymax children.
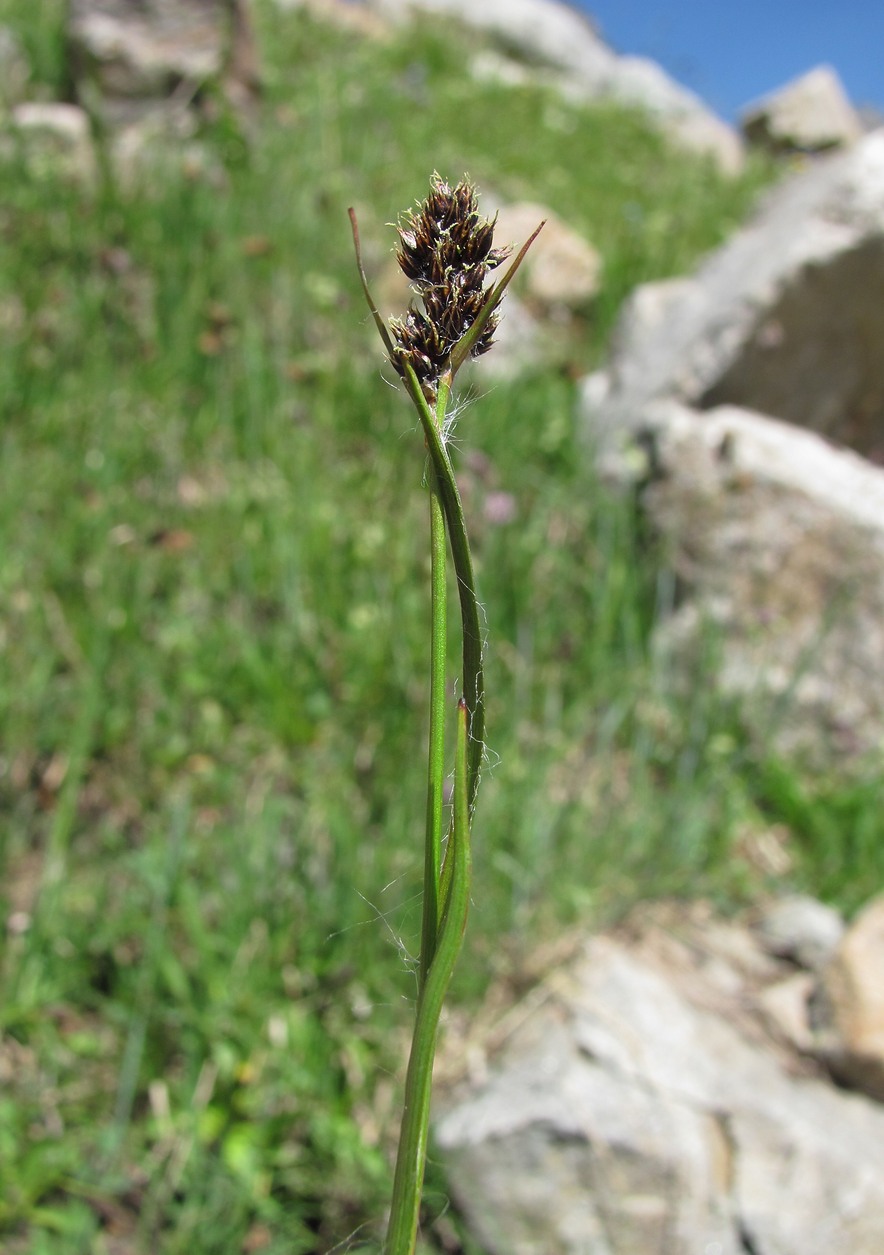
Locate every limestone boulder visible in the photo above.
<box><xmin>68</xmin><ymin>0</ymin><xmax>259</xmax><ymax>126</ymax></box>
<box><xmin>610</xmin><ymin>399</ymin><xmax>884</xmax><ymax>765</ymax></box>
<box><xmin>436</xmin><ymin>902</ymin><xmax>884</xmax><ymax>1255</ymax></box>
<box><xmin>273</xmin><ymin>0</ymin><xmax>389</xmax><ymax>36</ymax></box>
<box><xmin>742</xmin><ymin>65</ymin><xmax>863</xmax><ymax>154</ymax></box>
<box><xmin>605</xmin><ymin>51</ymin><xmax>744</xmax><ymax>174</ymax></box>
<box><xmin>579</xmin><ymin>132</ymin><xmax>884</xmax><ymax>764</ymax></box>
<box><xmin>70</xmin><ymin>0</ymin><xmax>227</xmax><ymax>99</ymax></box>
<box><xmin>477</xmin><ymin>203</ymin><xmax>601</xmax><ymax>380</ymax></box>
<box><xmin>582</xmin><ymin>130</ymin><xmax>884</xmax><ymax>464</ymax></box>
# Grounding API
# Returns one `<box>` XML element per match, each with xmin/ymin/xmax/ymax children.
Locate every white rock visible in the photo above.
<box><xmin>757</xmin><ymin>895</ymin><xmax>845</xmax><ymax>971</ymax></box>
<box><xmin>272</xmin><ymin>0</ymin><xmax>388</xmax><ymax>34</ymax></box>
<box><xmin>581</xmin><ymin>131</ymin><xmax>884</xmax><ymax>462</ymax></box>
<box><xmin>10</xmin><ymin>103</ymin><xmax>97</xmax><ymax>184</ymax></box>
<box><xmin>612</xmin><ymin>53</ymin><xmax>744</xmax><ymax>174</ymax></box>
<box><xmin>621</xmin><ymin>400</ymin><xmax>884</xmax><ymax>764</ymax></box>
<box><xmin>68</xmin><ymin>0</ymin><xmax>259</xmax><ymax>127</ymax></box>
<box><xmin>743</xmin><ymin>65</ymin><xmax>863</xmax><ymax>153</ymax></box>
<box><xmin>436</xmin><ymin>904</ymin><xmax>884</xmax><ymax>1255</ymax></box>
<box><xmin>578</xmin><ymin>131</ymin><xmax>884</xmax><ymax>765</ymax></box>
<box><xmin>69</xmin><ymin>0</ymin><xmax>225</xmax><ymax>98</ymax></box>
<box><xmin>375</xmin><ymin>0</ymin><xmax>615</xmax><ymax>81</ymax></box>
<box><xmin>757</xmin><ymin>971</ymin><xmax>817</xmax><ymax>1053</ymax></box>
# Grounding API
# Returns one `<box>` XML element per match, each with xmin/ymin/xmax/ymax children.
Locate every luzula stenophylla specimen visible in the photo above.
<box><xmin>388</xmin><ymin>177</ymin><xmax>511</xmax><ymax>397</ymax></box>
<box><xmin>349</xmin><ymin>177</ymin><xmax>543</xmax><ymax>1255</ymax></box>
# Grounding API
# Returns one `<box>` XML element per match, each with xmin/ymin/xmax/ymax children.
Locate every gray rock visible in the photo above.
<box><xmin>578</xmin><ymin>131</ymin><xmax>884</xmax><ymax>765</ymax></box>
<box><xmin>581</xmin><ymin>130</ymin><xmax>884</xmax><ymax>463</ymax></box>
<box><xmin>70</xmin><ymin>0</ymin><xmax>227</xmax><ymax>99</ymax></box>
<box><xmin>436</xmin><ymin>903</ymin><xmax>884</xmax><ymax>1255</ymax></box>
<box><xmin>613</xmin><ymin>399</ymin><xmax>884</xmax><ymax>765</ymax></box>
<box><xmin>757</xmin><ymin>971</ymin><xmax>817</xmax><ymax>1053</ymax></box>
<box><xmin>743</xmin><ymin>65</ymin><xmax>863</xmax><ymax>154</ymax></box>
<box><xmin>376</xmin><ymin>0</ymin><xmax>619</xmax><ymax>80</ymax></box>
<box><xmin>858</xmin><ymin>103</ymin><xmax>884</xmax><ymax>133</ymax></box>
<box><xmin>273</xmin><ymin>0</ymin><xmax>388</xmax><ymax>35</ymax></box>
<box><xmin>607</xmin><ymin>52</ymin><xmax>744</xmax><ymax>174</ymax></box>
<box><xmin>69</xmin><ymin>0</ymin><xmax>259</xmax><ymax>126</ymax></box>
<box><xmin>757</xmin><ymin>895</ymin><xmax>845</xmax><ymax>971</ymax></box>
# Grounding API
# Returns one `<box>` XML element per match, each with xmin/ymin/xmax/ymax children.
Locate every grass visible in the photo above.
<box><xmin>1</xmin><ymin>3</ymin><xmax>881</xmax><ymax>1252</ymax></box>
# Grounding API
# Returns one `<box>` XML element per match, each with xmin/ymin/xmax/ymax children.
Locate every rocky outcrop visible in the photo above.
<box><xmin>742</xmin><ymin>65</ymin><xmax>862</xmax><ymax>154</ymax></box>
<box><xmin>70</xmin><ymin>0</ymin><xmax>225</xmax><ymax>103</ymax></box>
<box><xmin>580</xmin><ymin>132</ymin><xmax>884</xmax><ymax>766</ymax></box>
<box><xmin>615</xmin><ymin>400</ymin><xmax>884</xmax><ymax>765</ymax></box>
<box><xmin>64</xmin><ymin>0</ymin><xmax>259</xmax><ymax>182</ymax></box>
<box><xmin>68</xmin><ymin>0</ymin><xmax>259</xmax><ymax>125</ymax></box>
<box><xmin>436</xmin><ymin>899</ymin><xmax>884</xmax><ymax>1255</ymax></box>
<box><xmin>582</xmin><ymin>131</ymin><xmax>884</xmax><ymax>460</ymax></box>
<box><xmin>274</xmin><ymin>0</ymin><xmax>388</xmax><ymax>36</ymax></box>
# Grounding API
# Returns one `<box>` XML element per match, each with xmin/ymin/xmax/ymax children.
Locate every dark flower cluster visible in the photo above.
<box><xmin>389</xmin><ymin>175</ymin><xmax>510</xmax><ymax>397</ymax></box>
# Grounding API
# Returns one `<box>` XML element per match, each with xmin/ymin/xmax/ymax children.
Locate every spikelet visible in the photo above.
<box><xmin>388</xmin><ymin>175</ymin><xmax>511</xmax><ymax>397</ymax></box>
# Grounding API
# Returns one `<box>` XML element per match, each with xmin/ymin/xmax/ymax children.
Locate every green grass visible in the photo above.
<box><xmin>0</xmin><ymin>4</ymin><xmax>880</xmax><ymax>1253</ymax></box>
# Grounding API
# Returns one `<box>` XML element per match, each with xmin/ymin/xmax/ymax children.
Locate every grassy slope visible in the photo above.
<box><xmin>0</xmin><ymin>3</ymin><xmax>879</xmax><ymax>1252</ymax></box>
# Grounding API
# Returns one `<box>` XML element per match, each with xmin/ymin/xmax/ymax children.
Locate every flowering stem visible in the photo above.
<box><xmin>401</xmin><ymin>365</ymin><xmax>484</xmax><ymax>810</ymax></box>
<box><xmin>420</xmin><ymin>461</ymin><xmax>447</xmax><ymax>986</ymax></box>
<box><xmin>349</xmin><ymin>179</ymin><xmax>542</xmax><ymax>1255</ymax></box>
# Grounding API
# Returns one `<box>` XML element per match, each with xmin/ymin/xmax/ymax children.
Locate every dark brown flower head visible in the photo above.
<box><xmin>389</xmin><ymin>175</ymin><xmax>510</xmax><ymax>397</ymax></box>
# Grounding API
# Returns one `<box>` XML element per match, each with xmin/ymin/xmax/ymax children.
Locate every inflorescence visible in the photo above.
<box><xmin>389</xmin><ymin>175</ymin><xmax>511</xmax><ymax>398</ymax></box>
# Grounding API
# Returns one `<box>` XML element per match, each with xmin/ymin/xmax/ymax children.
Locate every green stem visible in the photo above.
<box><xmin>420</xmin><ymin>468</ymin><xmax>447</xmax><ymax>988</ymax></box>
<box><xmin>348</xmin><ymin>206</ymin><xmax>502</xmax><ymax>1253</ymax></box>
<box><xmin>401</xmin><ymin>366</ymin><xmax>484</xmax><ymax>811</ymax></box>
<box><xmin>385</xmin><ymin>701</ymin><xmax>472</xmax><ymax>1255</ymax></box>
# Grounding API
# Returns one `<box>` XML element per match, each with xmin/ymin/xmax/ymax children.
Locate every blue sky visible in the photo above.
<box><xmin>569</xmin><ymin>0</ymin><xmax>884</xmax><ymax>121</ymax></box>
